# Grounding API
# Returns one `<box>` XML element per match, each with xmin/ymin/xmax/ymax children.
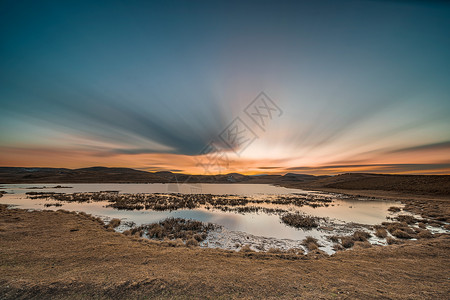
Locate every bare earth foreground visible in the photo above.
<box><xmin>0</xmin><ymin>204</ymin><xmax>449</xmax><ymax>299</ymax></box>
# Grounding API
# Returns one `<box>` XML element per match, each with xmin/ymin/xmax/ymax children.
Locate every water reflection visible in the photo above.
<box><xmin>0</xmin><ymin>183</ymin><xmax>401</xmax><ymax>242</ymax></box>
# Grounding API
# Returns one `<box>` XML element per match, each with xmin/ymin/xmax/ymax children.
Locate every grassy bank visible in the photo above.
<box><xmin>0</xmin><ymin>204</ymin><xmax>449</xmax><ymax>299</ymax></box>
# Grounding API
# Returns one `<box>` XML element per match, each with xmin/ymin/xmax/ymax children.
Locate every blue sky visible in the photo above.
<box><xmin>1</xmin><ymin>0</ymin><xmax>450</xmax><ymax>174</ymax></box>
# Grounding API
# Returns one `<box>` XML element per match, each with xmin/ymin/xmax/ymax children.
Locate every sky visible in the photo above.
<box><xmin>1</xmin><ymin>0</ymin><xmax>450</xmax><ymax>175</ymax></box>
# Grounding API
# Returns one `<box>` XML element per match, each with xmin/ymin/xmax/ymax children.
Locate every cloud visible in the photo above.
<box><xmin>2</xmin><ymin>74</ymin><xmax>230</xmax><ymax>156</ymax></box>
<box><xmin>287</xmin><ymin>163</ymin><xmax>450</xmax><ymax>174</ymax></box>
<box><xmin>390</xmin><ymin>141</ymin><xmax>450</xmax><ymax>153</ymax></box>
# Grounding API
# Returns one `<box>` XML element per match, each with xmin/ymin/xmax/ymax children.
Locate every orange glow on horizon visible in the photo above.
<box><xmin>0</xmin><ymin>145</ymin><xmax>449</xmax><ymax>175</ymax></box>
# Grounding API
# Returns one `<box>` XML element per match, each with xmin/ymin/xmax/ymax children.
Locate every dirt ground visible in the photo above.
<box><xmin>280</xmin><ymin>173</ymin><xmax>450</xmax><ymax>197</ymax></box>
<box><xmin>0</xmin><ymin>203</ymin><xmax>449</xmax><ymax>299</ymax></box>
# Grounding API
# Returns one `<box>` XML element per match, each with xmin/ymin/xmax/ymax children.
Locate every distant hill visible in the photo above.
<box><xmin>1</xmin><ymin>167</ymin><xmax>448</xmax><ymax>196</ymax></box>
<box><xmin>282</xmin><ymin>173</ymin><xmax>329</xmax><ymax>181</ymax></box>
<box><xmin>0</xmin><ymin>167</ymin><xmax>168</xmax><ymax>183</ymax></box>
<box><xmin>285</xmin><ymin>173</ymin><xmax>450</xmax><ymax>197</ymax></box>
<box><xmin>0</xmin><ymin>167</ymin><xmax>328</xmax><ymax>185</ymax></box>
<box><xmin>0</xmin><ymin>167</ymin><xmax>257</xmax><ymax>184</ymax></box>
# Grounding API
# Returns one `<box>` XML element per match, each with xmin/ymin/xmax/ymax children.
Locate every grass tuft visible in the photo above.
<box><xmin>302</xmin><ymin>236</ymin><xmax>320</xmax><ymax>251</ymax></box>
<box><xmin>185</xmin><ymin>238</ymin><xmax>199</xmax><ymax>247</ymax></box>
<box><xmin>280</xmin><ymin>213</ymin><xmax>318</xmax><ymax>229</ymax></box>
<box><xmin>375</xmin><ymin>227</ymin><xmax>387</xmax><ymax>238</ymax></box>
<box><xmin>391</xmin><ymin>229</ymin><xmax>412</xmax><ymax>239</ymax></box>
<box><xmin>108</xmin><ymin>218</ymin><xmax>121</xmax><ymax>228</ymax></box>
<box><xmin>340</xmin><ymin>236</ymin><xmax>354</xmax><ymax>248</ymax></box>
<box><xmin>352</xmin><ymin>231</ymin><xmax>371</xmax><ymax>241</ymax></box>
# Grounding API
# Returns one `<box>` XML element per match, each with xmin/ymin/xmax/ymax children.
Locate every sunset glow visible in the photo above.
<box><xmin>1</xmin><ymin>0</ymin><xmax>449</xmax><ymax>175</ymax></box>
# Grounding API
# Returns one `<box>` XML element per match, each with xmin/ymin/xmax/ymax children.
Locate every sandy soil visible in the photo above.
<box><xmin>1</xmin><ymin>204</ymin><xmax>449</xmax><ymax>299</ymax></box>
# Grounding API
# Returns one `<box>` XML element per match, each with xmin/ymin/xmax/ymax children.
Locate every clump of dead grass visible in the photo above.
<box><xmin>395</xmin><ymin>215</ymin><xmax>417</xmax><ymax>224</ymax></box>
<box><xmin>375</xmin><ymin>227</ymin><xmax>387</xmax><ymax>238</ymax></box>
<box><xmin>417</xmin><ymin>230</ymin><xmax>433</xmax><ymax>239</ymax></box>
<box><xmin>382</xmin><ymin>222</ymin><xmax>415</xmax><ymax>238</ymax></box>
<box><xmin>280</xmin><ymin>213</ymin><xmax>318</xmax><ymax>229</ymax></box>
<box><xmin>352</xmin><ymin>231</ymin><xmax>371</xmax><ymax>241</ymax></box>
<box><xmin>388</xmin><ymin>206</ymin><xmax>401</xmax><ymax>212</ymax></box>
<box><xmin>162</xmin><ymin>238</ymin><xmax>185</xmax><ymax>247</ymax></box>
<box><xmin>340</xmin><ymin>236</ymin><xmax>354</xmax><ymax>248</ymax></box>
<box><xmin>240</xmin><ymin>244</ymin><xmax>254</xmax><ymax>252</ymax></box>
<box><xmin>386</xmin><ymin>237</ymin><xmax>402</xmax><ymax>245</ymax></box>
<box><xmin>108</xmin><ymin>218</ymin><xmax>121</xmax><ymax>228</ymax></box>
<box><xmin>332</xmin><ymin>230</ymin><xmax>372</xmax><ymax>249</ymax></box>
<box><xmin>185</xmin><ymin>238</ymin><xmax>199</xmax><ymax>247</ymax></box>
<box><xmin>391</xmin><ymin>229</ymin><xmax>411</xmax><ymax>239</ymax></box>
<box><xmin>140</xmin><ymin>218</ymin><xmax>214</xmax><ymax>243</ymax></box>
<box><xmin>267</xmin><ymin>247</ymin><xmax>283</xmax><ymax>254</ymax></box>
<box><xmin>354</xmin><ymin>241</ymin><xmax>372</xmax><ymax>249</ymax></box>
<box><xmin>302</xmin><ymin>236</ymin><xmax>320</xmax><ymax>251</ymax></box>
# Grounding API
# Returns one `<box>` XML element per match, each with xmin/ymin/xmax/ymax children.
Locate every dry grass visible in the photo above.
<box><xmin>108</xmin><ymin>218</ymin><xmax>121</xmax><ymax>228</ymax></box>
<box><xmin>388</xmin><ymin>206</ymin><xmax>402</xmax><ymax>212</ymax></box>
<box><xmin>280</xmin><ymin>213</ymin><xmax>318</xmax><ymax>229</ymax></box>
<box><xmin>386</xmin><ymin>237</ymin><xmax>402</xmax><ymax>245</ymax></box>
<box><xmin>375</xmin><ymin>227</ymin><xmax>388</xmax><ymax>238</ymax></box>
<box><xmin>332</xmin><ymin>243</ymin><xmax>344</xmax><ymax>251</ymax></box>
<box><xmin>333</xmin><ymin>231</ymin><xmax>372</xmax><ymax>249</ymax></box>
<box><xmin>341</xmin><ymin>236</ymin><xmax>355</xmax><ymax>248</ymax></box>
<box><xmin>1</xmin><ymin>204</ymin><xmax>449</xmax><ymax>299</ymax></box>
<box><xmin>185</xmin><ymin>238</ymin><xmax>199</xmax><ymax>247</ymax></box>
<box><xmin>302</xmin><ymin>236</ymin><xmax>320</xmax><ymax>251</ymax></box>
<box><xmin>418</xmin><ymin>222</ymin><xmax>427</xmax><ymax>229</ymax></box>
<box><xmin>417</xmin><ymin>230</ymin><xmax>433</xmax><ymax>239</ymax></box>
<box><xmin>395</xmin><ymin>215</ymin><xmax>417</xmax><ymax>224</ymax></box>
<box><xmin>25</xmin><ymin>191</ymin><xmax>333</xmax><ymax>214</ymax></box>
<box><xmin>138</xmin><ymin>218</ymin><xmax>215</xmax><ymax>243</ymax></box>
<box><xmin>383</xmin><ymin>222</ymin><xmax>416</xmax><ymax>236</ymax></box>
<box><xmin>392</xmin><ymin>229</ymin><xmax>412</xmax><ymax>239</ymax></box>
<box><xmin>328</xmin><ymin>235</ymin><xmax>340</xmax><ymax>243</ymax></box>
<box><xmin>352</xmin><ymin>231</ymin><xmax>371</xmax><ymax>241</ymax></box>
<box><xmin>239</xmin><ymin>244</ymin><xmax>253</xmax><ymax>252</ymax></box>
<box><xmin>162</xmin><ymin>238</ymin><xmax>185</xmax><ymax>247</ymax></box>
<box><xmin>354</xmin><ymin>241</ymin><xmax>372</xmax><ymax>249</ymax></box>
<box><xmin>43</xmin><ymin>203</ymin><xmax>62</xmax><ymax>207</ymax></box>
<box><xmin>267</xmin><ymin>247</ymin><xmax>283</xmax><ymax>254</ymax></box>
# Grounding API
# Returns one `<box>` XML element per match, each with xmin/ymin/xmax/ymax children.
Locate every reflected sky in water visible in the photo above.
<box><xmin>0</xmin><ymin>183</ymin><xmax>401</xmax><ymax>241</ymax></box>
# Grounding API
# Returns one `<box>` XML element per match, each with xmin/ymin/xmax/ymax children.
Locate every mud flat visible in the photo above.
<box><xmin>0</xmin><ymin>204</ymin><xmax>449</xmax><ymax>299</ymax></box>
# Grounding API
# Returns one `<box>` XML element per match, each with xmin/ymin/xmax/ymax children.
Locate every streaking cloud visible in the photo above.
<box><xmin>1</xmin><ymin>0</ymin><xmax>449</xmax><ymax>174</ymax></box>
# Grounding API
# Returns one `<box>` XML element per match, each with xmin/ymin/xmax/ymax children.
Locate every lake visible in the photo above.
<box><xmin>0</xmin><ymin>183</ymin><xmax>403</xmax><ymax>253</ymax></box>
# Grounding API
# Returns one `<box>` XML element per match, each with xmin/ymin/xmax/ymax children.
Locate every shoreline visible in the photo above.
<box><xmin>1</xmin><ymin>186</ymin><xmax>449</xmax><ymax>298</ymax></box>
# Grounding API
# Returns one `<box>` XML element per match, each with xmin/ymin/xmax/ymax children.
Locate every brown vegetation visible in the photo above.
<box><xmin>123</xmin><ymin>218</ymin><xmax>214</xmax><ymax>244</ymax></box>
<box><xmin>288</xmin><ymin>173</ymin><xmax>450</xmax><ymax>197</ymax></box>
<box><xmin>331</xmin><ymin>231</ymin><xmax>372</xmax><ymax>249</ymax></box>
<box><xmin>340</xmin><ymin>236</ymin><xmax>355</xmax><ymax>248</ymax></box>
<box><xmin>108</xmin><ymin>218</ymin><xmax>121</xmax><ymax>228</ymax></box>
<box><xmin>302</xmin><ymin>236</ymin><xmax>320</xmax><ymax>251</ymax></box>
<box><xmin>417</xmin><ymin>230</ymin><xmax>433</xmax><ymax>239</ymax></box>
<box><xmin>386</xmin><ymin>237</ymin><xmax>402</xmax><ymax>245</ymax></box>
<box><xmin>280</xmin><ymin>213</ymin><xmax>319</xmax><ymax>229</ymax></box>
<box><xmin>0</xmin><ymin>204</ymin><xmax>449</xmax><ymax>299</ymax></box>
<box><xmin>352</xmin><ymin>230</ymin><xmax>371</xmax><ymax>241</ymax></box>
<box><xmin>392</xmin><ymin>229</ymin><xmax>412</xmax><ymax>239</ymax></box>
<box><xmin>374</xmin><ymin>227</ymin><xmax>387</xmax><ymax>238</ymax></box>
<box><xmin>25</xmin><ymin>191</ymin><xmax>333</xmax><ymax>213</ymax></box>
<box><xmin>395</xmin><ymin>214</ymin><xmax>417</xmax><ymax>224</ymax></box>
<box><xmin>388</xmin><ymin>206</ymin><xmax>401</xmax><ymax>212</ymax></box>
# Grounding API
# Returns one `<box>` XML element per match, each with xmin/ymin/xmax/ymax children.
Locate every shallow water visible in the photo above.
<box><xmin>0</xmin><ymin>183</ymin><xmax>403</xmax><ymax>253</ymax></box>
<box><xmin>0</xmin><ymin>183</ymin><xmax>304</xmax><ymax>195</ymax></box>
